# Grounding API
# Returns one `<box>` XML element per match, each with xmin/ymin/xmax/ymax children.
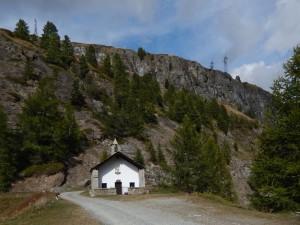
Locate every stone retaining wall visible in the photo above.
<box><xmin>128</xmin><ymin>187</ymin><xmax>148</xmax><ymax>195</ymax></box>
<box><xmin>90</xmin><ymin>187</ymin><xmax>148</xmax><ymax>196</ymax></box>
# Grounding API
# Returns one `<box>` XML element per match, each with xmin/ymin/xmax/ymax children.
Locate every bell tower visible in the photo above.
<box><xmin>111</xmin><ymin>138</ymin><xmax>120</xmax><ymax>155</ymax></box>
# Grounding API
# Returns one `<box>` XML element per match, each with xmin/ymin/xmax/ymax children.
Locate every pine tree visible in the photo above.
<box><xmin>222</xmin><ymin>141</ymin><xmax>231</xmax><ymax>165</ymax></box>
<box><xmin>134</xmin><ymin>149</ymin><xmax>144</xmax><ymax>166</ymax></box>
<box><xmin>104</xmin><ymin>96</ymin><xmax>143</xmax><ymax>137</ymax></box>
<box><xmin>103</xmin><ymin>56</ymin><xmax>144</xmax><ymax>137</ymax></box>
<box><xmin>46</xmin><ymin>33</ymin><xmax>61</xmax><ymax>65</ymax></box>
<box><xmin>217</xmin><ymin>105</ymin><xmax>230</xmax><ymax>134</ymax></box>
<box><xmin>102</xmin><ymin>54</ymin><xmax>112</xmax><ymax>77</ymax></box>
<box><xmin>61</xmin><ymin>35</ymin><xmax>74</xmax><ymax>68</ymax></box>
<box><xmin>41</xmin><ymin>21</ymin><xmax>59</xmax><ymax>49</ymax></box>
<box><xmin>137</xmin><ymin>47</ymin><xmax>147</xmax><ymax>60</ymax></box>
<box><xmin>79</xmin><ymin>55</ymin><xmax>89</xmax><ymax>79</ymax></box>
<box><xmin>171</xmin><ymin>116</ymin><xmax>201</xmax><ymax>192</ymax></box>
<box><xmin>113</xmin><ymin>57</ymin><xmax>130</xmax><ymax>108</ymax></box>
<box><xmin>0</xmin><ymin>107</ymin><xmax>16</xmax><ymax>192</ymax></box>
<box><xmin>71</xmin><ymin>79</ymin><xmax>85</xmax><ymax>108</ymax></box>
<box><xmin>18</xmin><ymin>78</ymin><xmax>81</xmax><ymax>164</ymax></box>
<box><xmin>249</xmin><ymin>46</ymin><xmax>300</xmax><ymax>212</ymax></box>
<box><xmin>86</xmin><ymin>45</ymin><xmax>97</xmax><ymax>67</ymax></box>
<box><xmin>194</xmin><ymin>137</ymin><xmax>233</xmax><ymax>198</ymax></box>
<box><xmin>14</xmin><ymin>19</ymin><xmax>30</xmax><ymax>40</ymax></box>
<box><xmin>112</xmin><ymin>54</ymin><xmax>126</xmax><ymax>79</ymax></box>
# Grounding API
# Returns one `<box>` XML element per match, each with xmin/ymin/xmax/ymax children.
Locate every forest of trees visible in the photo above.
<box><xmin>172</xmin><ymin>116</ymin><xmax>233</xmax><ymax>199</ymax></box>
<box><xmin>0</xmin><ymin>77</ymin><xmax>83</xmax><ymax>191</ymax></box>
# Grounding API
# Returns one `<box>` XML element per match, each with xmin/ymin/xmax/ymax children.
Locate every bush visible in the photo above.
<box><xmin>20</xmin><ymin>162</ymin><xmax>64</xmax><ymax>177</ymax></box>
<box><xmin>250</xmin><ymin>186</ymin><xmax>297</xmax><ymax>212</ymax></box>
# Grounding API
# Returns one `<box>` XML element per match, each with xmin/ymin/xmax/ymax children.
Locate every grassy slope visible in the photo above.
<box><xmin>0</xmin><ymin>193</ymin><xmax>101</xmax><ymax>225</ymax></box>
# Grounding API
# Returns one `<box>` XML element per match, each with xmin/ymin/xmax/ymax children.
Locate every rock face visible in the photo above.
<box><xmin>11</xmin><ymin>172</ymin><xmax>65</xmax><ymax>192</ymax></box>
<box><xmin>73</xmin><ymin>44</ymin><xmax>271</xmax><ymax>120</ymax></box>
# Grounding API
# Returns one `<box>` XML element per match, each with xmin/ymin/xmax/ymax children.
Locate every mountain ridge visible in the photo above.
<box><xmin>71</xmin><ymin>41</ymin><xmax>271</xmax><ymax>120</ymax></box>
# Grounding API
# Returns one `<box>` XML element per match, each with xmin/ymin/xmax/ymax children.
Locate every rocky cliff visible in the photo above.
<box><xmin>73</xmin><ymin>43</ymin><xmax>271</xmax><ymax>120</ymax></box>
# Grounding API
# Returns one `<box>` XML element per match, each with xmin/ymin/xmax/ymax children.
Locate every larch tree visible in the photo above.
<box><xmin>14</xmin><ymin>19</ymin><xmax>30</xmax><ymax>40</ymax></box>
<box><xmin>61</xmin><ymin>35</ymin><xmax>74</xmax><ymax>68</ymax></box>
<box><xmin>86</xmin><ymin>45</ymin><xmax>97</xmax><ymax>67</ymax></box>
<box><xmin>0</xmin><ymin>107</ymin><xmax>16</xmax><ymax>192</ymax></box>
<box><xmin>249</xmin><ymin>46</ymin><xmax>300</xmax><ymax>212</ymax></box>
<box><xmin>79</xmin><ymin>55</ymin><xmax>89</xmax><ymax>79</ymax></box>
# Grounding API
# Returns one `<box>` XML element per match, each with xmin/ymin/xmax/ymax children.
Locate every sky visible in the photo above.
<box><xmin>1</xmin><ymin>0</ymin><xmax>299</xmax><ymax>91</ymax></box>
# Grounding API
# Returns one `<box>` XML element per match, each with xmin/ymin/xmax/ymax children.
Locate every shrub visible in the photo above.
<box><xmin>250</xmin><ymin>186</ymin><xmax>297</xmax><ymax>212</ymax></box>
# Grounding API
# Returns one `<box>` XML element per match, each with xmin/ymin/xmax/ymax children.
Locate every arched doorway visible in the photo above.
<box><xmin>115</xmin><ymin>180</ymin><xmax>122</xmax><ymax>195</ymax></box>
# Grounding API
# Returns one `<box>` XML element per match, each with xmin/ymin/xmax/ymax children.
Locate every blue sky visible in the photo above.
<box><xmin>1</xmin><ymin>0</ymin><xmax>300</xmax><ymax>91</ymax></box>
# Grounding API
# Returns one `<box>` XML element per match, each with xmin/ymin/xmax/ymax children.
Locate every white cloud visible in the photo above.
<box><xmin>265</xmin><ymin>0</ymin><xmax>300</xmax><ymax>53</ymax></box>
<box><xmin>231</xmin><ymin>61</ymin><xmax>283</xmax><ymax>91</ymax></box>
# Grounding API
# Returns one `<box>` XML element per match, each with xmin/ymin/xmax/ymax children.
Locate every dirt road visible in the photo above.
<box><xmin>61</xmin><ymin>192</ymin><xmax>299</xmax><ymax>225</ymax></box>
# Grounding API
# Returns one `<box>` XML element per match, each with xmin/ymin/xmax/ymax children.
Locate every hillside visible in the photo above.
<box><xmin>0</xmin><ymin>28</ymin><xmax>268</xmax><ymax>206</ymax></box>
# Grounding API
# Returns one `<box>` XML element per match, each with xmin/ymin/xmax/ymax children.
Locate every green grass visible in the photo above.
<box><xmin>0</xmin><ymin>193</ymin><xmax>101</xmax><ymax>225</ymax></box>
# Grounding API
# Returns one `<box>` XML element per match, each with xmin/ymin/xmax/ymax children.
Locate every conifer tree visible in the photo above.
<box><xmin>171</xmin><ymin>116</ymin><xmax>201</xmax><ymax>192</ymax></box>
<box><xmin>137</xmin><ymin>47</ymin><xmax>147</xmax><ymax>60</ymax></box>
<box><xmin>250</xmin><ymin>46</ymin><xmax>300</xmax><ymax>212</ymax></box>
<box><xmin>86</xmin><ymin>45</ymin><xmax>97</xmax><ymax>67</ymax></box>
<box><xmin>14</xmin><ymin>19</ymin><xmax>30</xmax><ymax>40</ymax></box>
<box><xmin>0</xmin><ymin>107</ymin><xmax>16</xmax><ymax>192</ymax></box>
<box><xmin>61</xmin><ymin>35</ymin><xmax>74</xmax><ymax>67</ymax></box>
<box><xmin>45</xmin><ymin>32</ymin><xmax>61</xmax><ymax>65</ymax></box>
<box><xmin>18</xmin><ymin>78</ymin><xmax>81</xmax><ymax>164</ymax></box>
<box><xmin>134</xmin><ymin>149</ymin><xmax>144</xmax><ymax>166</ymax></box>
<box><xmin>112</xmin><ymin>54</ymin><xmax>126</xmax><ymax>79</ymax></box>
<box><xmin>194</xmin><ymin>137</ymin><xmax>233</xmax><ymax>198</ymax></box>
<box><xmin>41</xmin><ymin>21</ymin><xmax>59</xmax><ymax>49</ymax></box>
<box><xmin>102</xmin><ymin>54</ymin><xmax>112</xmax><ymax>77</ymax></box>
<box><xmin>71</xmin><ymin>79</ymin><xmax>85</xmax><ymax>108</ymax></box>
<box><xmin>79</xmin><ymin>55</ymin><xmax>89</xmax><ymax>79</ymax></box>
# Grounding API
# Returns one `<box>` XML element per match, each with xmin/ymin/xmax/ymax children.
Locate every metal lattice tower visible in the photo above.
<box><xmin>34</xmin><ymin>18</ymin><xmax>38</xmax><ymax>36</ymax></box>
<box><xmin>223</xmin><ymin>56</ymin><xmax>228</xmax><ymax>73</ymax></box>
<box><xmin>210</xmin><ymin>61</ymin><xmax>214</xmax><ymax>70</ymax></box>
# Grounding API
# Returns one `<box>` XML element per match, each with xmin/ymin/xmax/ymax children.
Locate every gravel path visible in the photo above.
<box><xmin>61</xmin><ymin>192</ymin><xmax>299</xmax><ymax>225</ymax></box>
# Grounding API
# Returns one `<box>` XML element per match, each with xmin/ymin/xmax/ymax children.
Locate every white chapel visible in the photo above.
<box><xmin>90</xmin><ymin>139</ymin><xmax>146</xmax><ymax>195</ymax></box>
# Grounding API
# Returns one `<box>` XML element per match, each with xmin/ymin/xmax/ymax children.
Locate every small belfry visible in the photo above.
<box><xmin>110</xmin><ymin>138</ymin><xmax>121</xmax><ymax>155</ymax></box>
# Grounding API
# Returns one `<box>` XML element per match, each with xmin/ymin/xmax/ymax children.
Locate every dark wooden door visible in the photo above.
<box><xmin>115</xmin><ymin>181</ymin><xmax>122</xmax><ymax>195</ymax></box>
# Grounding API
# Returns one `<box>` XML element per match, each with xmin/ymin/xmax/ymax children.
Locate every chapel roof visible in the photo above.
<box><xmin>90</xmin><ymin>151</ymin><xmax>144</xmax><ymax>172</ymax></box>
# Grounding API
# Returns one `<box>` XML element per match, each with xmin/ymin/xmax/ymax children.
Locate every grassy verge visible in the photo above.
<box><xmin>0</xmin><ymin>192</ymin><xmax>101</xmax><ymax>225</ymax></box>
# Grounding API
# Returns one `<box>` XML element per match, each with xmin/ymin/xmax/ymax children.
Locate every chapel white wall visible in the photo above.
<box><xmin>98</xmin><ymin>157</ymin><xmax>140</xmax><ymax>189</ymax></box>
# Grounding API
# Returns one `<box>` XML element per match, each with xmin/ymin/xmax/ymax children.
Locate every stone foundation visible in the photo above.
<box><xmin>128</xmin><ymin>187</ymin><xmax>148</xmax><ymax>195</ymax></box>
<box><xmin>90</xmin><ymin>187</ymin><xmax>148</xmax><ymax>196</ymax></box>
<box><xmin>91</xmin><ymin>188</ymin><xmax>117</xmax><ymax>196</ymax></box>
